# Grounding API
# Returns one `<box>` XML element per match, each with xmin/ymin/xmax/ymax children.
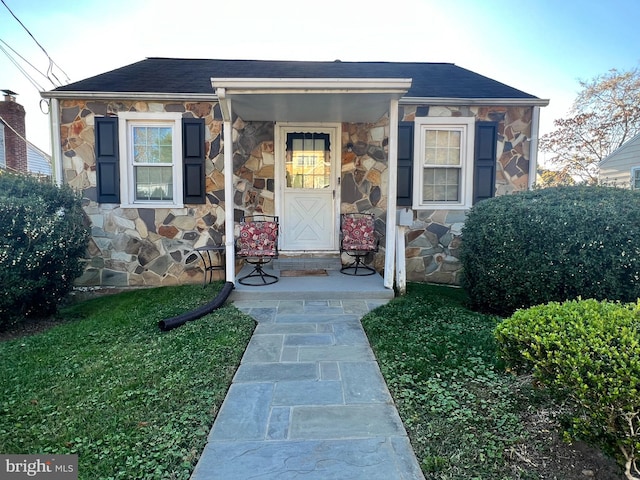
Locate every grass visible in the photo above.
<box><xmin>0</xmin><ymin>283</ymin><xmax>255</xmax><ymax>480</ymax></box>
<box><xmin>362</xmin><ymin>283</ymin><xmax>546</xmax><ymax>479</ymax></box>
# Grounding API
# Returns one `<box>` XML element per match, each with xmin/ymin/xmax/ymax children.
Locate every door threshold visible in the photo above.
<box><xmin>278</xmin><ymin>251</ymin><xmax>340</xmax><ymax>258</ymax></box>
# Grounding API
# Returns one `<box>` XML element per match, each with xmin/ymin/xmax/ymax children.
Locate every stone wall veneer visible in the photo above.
<box><xmin>59</xmin><ymin>97</ymin><xmax>534</xmax><ymax>287</ymax></box>
<box><xmin>397</xmin><ymin>105</ymin><xmax>533</xmax><ymax>284</ymax></box>
<box><xmin>61</xmin><ymin>100</ymin><xmax>227</xmax><ymax>286</ymax></box>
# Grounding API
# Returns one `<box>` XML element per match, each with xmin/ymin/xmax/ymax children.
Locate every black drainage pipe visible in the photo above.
<box><xmin>158</xmin><ymin>281</ymin><xmax>234</xmax><ymax>331</ymax></box>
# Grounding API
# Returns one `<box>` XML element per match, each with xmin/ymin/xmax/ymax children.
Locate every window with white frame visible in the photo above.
<box><xmin>632</xmin><ymin>167</ymin><xmax>640</xmax><ymax>190</ymax></box>
<box><xmin>118</xmin><ymin>112</ymin><xmax>183</xmax><ymax>208</ymax></box>
<box><xmin>413</xmin><ymin>117</ymin><xmax>475</xmax><ymax>209</ymax></box>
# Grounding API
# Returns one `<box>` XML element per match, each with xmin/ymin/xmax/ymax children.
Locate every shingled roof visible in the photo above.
<box><xmin>50</xmin><ymin>58</ymin><xmax>541</xmax><ymax>100</ymax></box>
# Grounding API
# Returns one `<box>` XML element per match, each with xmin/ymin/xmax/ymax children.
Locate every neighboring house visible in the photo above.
<box><xmin>26</xmin><ymin>141</ymin><xmax>52</xmax><ymax>177</ymax></box>
<box><xmin>0</xmin><ymin>90</ymin><xmax>52</xmax><ymax>176</ymax></box>
<box><xmin>41</xmin><ymin>58</ymin><xmax>548</xmax><ymax>289</ymax></box>
<box><xmin>599</xmin><ymin>133</ymin><xmax>640</xmax><ymax>188</ymax></box>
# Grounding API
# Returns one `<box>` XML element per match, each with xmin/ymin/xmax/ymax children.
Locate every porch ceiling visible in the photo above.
<box><xmin>212</xmin><ymin>78</ymin><xmax>412</xmax><ymax>123</ymax></box>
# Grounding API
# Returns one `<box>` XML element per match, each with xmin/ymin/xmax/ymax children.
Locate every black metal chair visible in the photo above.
<box><xmin>236</xmin><ymin>215</ymin><xmax>279</xmax><ymax>286</ymax></box>
<box><xmin>339</xmin><ymin>213</ymin><xmax>380</xmax><ymax>276</ymax></box>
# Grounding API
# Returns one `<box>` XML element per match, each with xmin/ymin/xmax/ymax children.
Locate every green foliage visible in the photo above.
<box><xmin>495</xmin><ymin>299</ymin><xmax>640</xmax><ymax>477</ymax></box>
<box><xmin>362</xmin><ymin>283</ymin><xmax>528</xmax><ymax>478</ymax></box>
<box><xmin>460</xmin><ymin>186</ymin><xmax>640</xmax><ymax>316</ymax></box>
<box><xmin>0</xmin><ymin>173</ymin><xmax>90</xmax><ymax>326</ymax></box>
<box><xmin>0</xmin><ymin>283</ymin><xmax>256</xmax><ymax>480</ymax></box>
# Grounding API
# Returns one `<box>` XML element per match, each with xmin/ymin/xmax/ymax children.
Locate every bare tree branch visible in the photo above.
<box><xmin>540</xmin><ymin>67</ymin><xmax>640</xmax><ymax>185</ymax></box>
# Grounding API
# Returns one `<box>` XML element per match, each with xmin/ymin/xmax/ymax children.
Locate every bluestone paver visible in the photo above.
<box><xmin>190</xmin><ymin>298</ymin><xmax>425</xmax><ymax>480</ymax></box>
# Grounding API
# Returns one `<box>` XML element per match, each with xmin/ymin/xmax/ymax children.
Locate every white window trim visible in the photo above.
<box><xmin>631</xmin><ymin>166</ymin><xmax>640</xmax><ymax>189</ymax></box>
<box><xmin>118</xmin><ymin>111</ymin><xmax>183</xmax><ymax>208</ymax></box>
<box><xmin>412</xmin><ymin>116</ymin><xmax>475</xmax><ymax>210</ymax></box>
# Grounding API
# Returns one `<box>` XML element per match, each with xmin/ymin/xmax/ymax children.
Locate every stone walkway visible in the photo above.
<box><xmin>190</xmin><ymin>298</ymin><xmax>425</xmax><ymax>480</ymax></box>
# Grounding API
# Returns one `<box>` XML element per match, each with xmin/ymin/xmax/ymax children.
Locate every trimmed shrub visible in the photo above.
<box><xmin>0</xmin><ymin>173</ymin><xmax>90</xmax><ymax>327</ymax></box>
<box><xmin>495</xmin><ymin>299</ymin><xmax>640</xmax><ymax>479</ymax></box>
<box><xmin>460</xmin><ymin>186</ymin><xmax>640</xmax><ymax>316</ymax></box>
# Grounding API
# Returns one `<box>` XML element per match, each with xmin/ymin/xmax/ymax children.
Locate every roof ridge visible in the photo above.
<box><xmin>142</xmin><ymin>57</ymin><xmax>456</xmax><ymax>66</ymax></box>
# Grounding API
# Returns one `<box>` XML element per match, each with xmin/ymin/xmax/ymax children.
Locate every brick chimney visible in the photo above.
<box><xmin>0</xmin><ymin>90</ymin><xmax>28</xmax><ymax>173</ymax></box>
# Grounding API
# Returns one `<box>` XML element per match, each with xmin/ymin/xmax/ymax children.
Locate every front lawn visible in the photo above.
<box><xmin>362</xmin><ymin>283</ymin><xmax>622</xmax><ymax>479</ymax></box>
<box><xmin>0</xmin><ymin>283</ymin><xmax>255</xmax><ymax>480</ymax></box>
<box><xmin>1</xmin><ymin>282</ymin><xmax>621</xmax><ymax>479</ymax></box>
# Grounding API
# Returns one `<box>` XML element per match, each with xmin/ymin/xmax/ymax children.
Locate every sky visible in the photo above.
<box><xmin>1</xmin><ymin>0</ymin><xmax>639</xmax><ymax>162</ymax></box>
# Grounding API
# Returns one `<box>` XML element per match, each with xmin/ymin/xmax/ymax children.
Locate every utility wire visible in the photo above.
<box><xmin>0</xmin><ymin>113</ymin><xmax>33</xmax><ymax>147</ymax></box>
<box><xmin>0</xmin><ymin>43</ymin><xmax>45</xmax><ymax>91</ymax></box>
<box><xmin>0</xmin><ymin>38</ymin><xmax>52</xmax><ymax>88</ymax></box>
<box><xmin>1</xmin><ymin>0</ymin><xmax>70</xmax><ymax>86</ymax></box>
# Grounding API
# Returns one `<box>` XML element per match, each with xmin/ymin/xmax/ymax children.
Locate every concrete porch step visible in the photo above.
<box><xmin>229</xmin><ymin>267</ymin><xmax>394</xmax><ymax>302</ymax></box>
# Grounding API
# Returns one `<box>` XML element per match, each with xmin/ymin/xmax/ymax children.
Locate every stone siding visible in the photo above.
<box><xmin>58</xmin><ymin>98</ymin><xmax>533</xmax><ymax>287</ymax></box>
<box><xmin>338</xmin><ymin>105</ymin><xmax>534</xmax><ymax>285</ymax></box>
<box><xmin>60</xmin><ymin>99</ymin><xmax>227</xmax><ymax>286</ymax></box>
<box><xmin>399</xmin><ymin>105</ymin><xmax>534</xmax><ymax>284</ymax></box>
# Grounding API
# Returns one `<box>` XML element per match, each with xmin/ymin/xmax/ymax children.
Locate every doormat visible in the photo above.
<box><xmin>280</xmin><ymin>269</ymin><xmax>328</xmax><ymax>277</ymax></box>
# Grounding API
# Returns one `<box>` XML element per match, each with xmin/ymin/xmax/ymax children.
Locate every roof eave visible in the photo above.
<box><xmin>401</xmin><ymin>96</ymin><xmax>549</xmax><ymax>107</ymax></box>
<box><xmin>40</xmin><ymin>91</ymin><xmax>550</xmax><ymax>108</ymax></box>
<box><xmin>40</xmin><ymin>91</ymin><xmax>218</xmax><ymax>101</ymax></box>
<box><xmin>211</xmin><ymin>77</ymin><xmax>413</xmax><ymax>94</ymax></box>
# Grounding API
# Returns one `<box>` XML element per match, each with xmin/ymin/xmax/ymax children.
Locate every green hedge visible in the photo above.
<box><xmin>495</xmin><ymin>299</ymin><xmax>640</xmax><ymax>478</ymax></box>
<box><xmin>460</xmin><ymin>186</ymin><xmax>640</xmax><ymax>316</ymax></box>
<box><xmin>0</xmin><ymin>173</ymin><xmax>89</xmax><ymax>327</ymax></box>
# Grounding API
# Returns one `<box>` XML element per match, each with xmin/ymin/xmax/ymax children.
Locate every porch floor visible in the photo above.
<box><xmin>229</xmin><ymin>265</ymin><xmax>395</xmax><ymax>301</ymax></box>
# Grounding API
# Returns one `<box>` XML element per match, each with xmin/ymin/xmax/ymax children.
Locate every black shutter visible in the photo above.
<box><xmin>95</xmin><ymin>116</ymin><xmax>120</xmax><ymax>203</ymax></box>
<box><xmin>397</xmin><ymin>121</ymin><xmax>414</xmax><ymax>207</ymax></box>
<box><xmin>182</xmin><ymin>117</ymin><xmax>206</xmax><ymax>204</ymax></box>
<box><xmin>473</xmin><ymin>121</ymin><xmax>498</xmax><ymax>205</ymax></box>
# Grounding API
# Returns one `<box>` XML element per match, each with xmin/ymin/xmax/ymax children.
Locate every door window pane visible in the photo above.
<box><xmin>286</xmin><ymin>133</ymin><xmax>331</xmax><ymax>189</ymax></box>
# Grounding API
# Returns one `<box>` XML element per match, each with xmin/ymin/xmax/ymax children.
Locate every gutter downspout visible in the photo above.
<box><xmin>529</xmin><ymin>106</ymin><xmax>541</xmax><ymax>188</ymax></box>
<box><xmin>50</xmin><ymin>98</ymin><xmax>63</xmax><ymax>185</ymax></box>
<box><xmin>217</xmin><ymin>88</ymin><xmax>236</xmax><ymax>285</ymax></box>
<box><xmin>384</xmin><ymin>98</ymin><xmax>399</xmax><ymax>290</ymax></box>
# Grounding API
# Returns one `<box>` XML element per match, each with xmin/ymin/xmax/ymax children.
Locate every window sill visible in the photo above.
<box><xmin>412</xmin><ymin>203</ymin><xmax>470</xmax><ymax>211</ymax></box>
<box><xmin>120</xmin><ymin>202</ymin><xmax>185</xmax><ymax>209</ymax></box>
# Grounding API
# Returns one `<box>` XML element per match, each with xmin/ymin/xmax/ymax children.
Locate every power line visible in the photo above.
<box><xmin>0</xmin><ymin>38</ymin><xmax>52</xmax><ymax>89</ymax></box>
<box><xmin>1</xmin><ymin>0</ymin><xmax>70</xmax><ymax>86</ymax></box>
<box><xmin>0</xmin><ymin>42</ymin><xmax>46</xmax><ymax>92</ymax></box>
<box><xmin>0</xmin><ymin>112</ymin><xmax>33</xmax><ymax>148</ymax></box>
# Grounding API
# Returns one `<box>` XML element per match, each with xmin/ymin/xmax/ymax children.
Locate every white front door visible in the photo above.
<box><xmin>277</xmin><ymin>124</ymin><xmax>340</xmax><ymax>251</ymax></box>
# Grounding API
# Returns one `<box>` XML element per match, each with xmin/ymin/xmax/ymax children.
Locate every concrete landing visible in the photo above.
<box><xmin>229</xmin><ymin>267</ymin><xmax>395</xmax><ymax>301</ymax></box>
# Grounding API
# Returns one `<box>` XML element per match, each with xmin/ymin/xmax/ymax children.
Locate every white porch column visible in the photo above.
<box><xmin>395</xmin><ymin>225</ymin><xmax>407</xmax><ymax>295</ymax></box>
<box><xmin>384</xmin><ymin>98</ymin><xmax>399</xmax><ymax>290</ymax></box>
<box><xmin>217</xmin><ymin>88</ymin><xmax>236</xmax><ymax>284</ymax></box>
<box><xmin>50</xmin><ymin>98</ymin><xmax>63</xmax><ymax>186</ymax></box>
<box><xmin>529</xmin><ymin>106</ymin><xmax>541</xmax><ymax>188</ymax></box>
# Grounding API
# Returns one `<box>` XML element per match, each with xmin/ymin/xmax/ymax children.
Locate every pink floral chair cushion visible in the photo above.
<box><xmin>341</xmin><ymin>214</ymin><xmax>377</xmax><ymax>252</ymax></box>
<box><xmin>238</xmin><ymin>220</ymin><xmax>279</xmax><ymax>257</ymax></box>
